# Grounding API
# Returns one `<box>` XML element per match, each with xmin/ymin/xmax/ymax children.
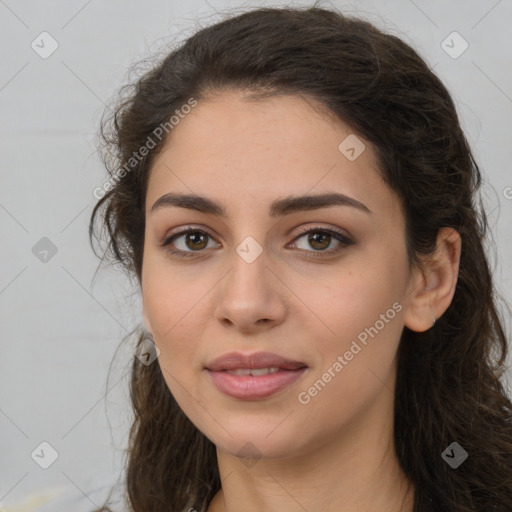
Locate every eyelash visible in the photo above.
<box><xmin>160</xmin><ymin>225</ymin><xmax>354</xmax><ymax>259</ymax></box>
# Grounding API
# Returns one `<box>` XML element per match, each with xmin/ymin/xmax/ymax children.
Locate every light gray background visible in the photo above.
<box><xmin>1</xmin><ymin>0</ymin><xmax>511</xmax><ymax>510</ymax></box>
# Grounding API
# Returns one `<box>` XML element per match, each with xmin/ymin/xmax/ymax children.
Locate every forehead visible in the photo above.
<box><xmin>146</xmin><ymin>91</ymin><xmax>401</xmax><ymax>222</ymax></box>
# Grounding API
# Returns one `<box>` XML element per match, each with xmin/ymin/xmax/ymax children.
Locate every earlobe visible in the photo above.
<box><xmin>403</xmin><ymin>227</ymin><xmax>461</xmax><ymax>333</ymax></box>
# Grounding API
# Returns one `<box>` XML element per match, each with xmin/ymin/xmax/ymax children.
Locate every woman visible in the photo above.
<box><xmin>89</xmin><ymin>5</ymin><xmax>512</xmax><ymax>512</ymax></box>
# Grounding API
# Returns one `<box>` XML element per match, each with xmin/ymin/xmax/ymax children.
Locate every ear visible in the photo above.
<box><xmin>403</xmin><ymin>227</ymin><xmax>461</xmax><ymax>332</ymax></box>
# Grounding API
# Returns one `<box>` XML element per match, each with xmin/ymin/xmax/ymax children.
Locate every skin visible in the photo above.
<box><xmin>141</xmin><ymin>91</ymin><xmax>461</xmax><ymax>512</ymax></box>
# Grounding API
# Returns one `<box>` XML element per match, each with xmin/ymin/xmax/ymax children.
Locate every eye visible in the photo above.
<box><xmin>288</xmin><ymin>226</ymin><xmax>353</xmax><ymax>257</ymax></box>
<box><xmin>161</xmin><ymin>228</ymin><xmax>219</xmax><ymax>258</ymax></box>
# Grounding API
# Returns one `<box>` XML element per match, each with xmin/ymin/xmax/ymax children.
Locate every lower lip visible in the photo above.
<box><xmin>206</xmin><ymin>368</ymin><xmax>307</xmax><ymax>400</ymax></box>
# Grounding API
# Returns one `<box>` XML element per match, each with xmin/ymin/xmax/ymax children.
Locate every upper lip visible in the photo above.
<box><xmin>205</xmin><ymin>351</ymin><xmax>307</xmax><ymax>371</ymax></box>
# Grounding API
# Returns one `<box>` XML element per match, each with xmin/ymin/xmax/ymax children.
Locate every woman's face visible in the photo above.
<box><xmin>142</xmin><ymin>91</ymin><xmax>417</xmax><ymax>460</ymax></box>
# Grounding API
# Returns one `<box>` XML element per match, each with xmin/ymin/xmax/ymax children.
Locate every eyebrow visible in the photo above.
<box><xmin>150</xmin><ymin>192</ymin><xmax>372</xmax><ymax>216</ymax></box>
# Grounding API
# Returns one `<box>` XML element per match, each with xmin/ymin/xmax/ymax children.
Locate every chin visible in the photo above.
<box><xmin>208</xmin><ymin>423</ymin><xmax>302</xmax><ymax>461</ymax></box>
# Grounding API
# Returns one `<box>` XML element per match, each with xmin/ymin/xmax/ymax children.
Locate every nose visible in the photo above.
<box><xmin>214</xmin><ymin>243</ymin><xmax>287</xmax><ymax>333</ymax></box>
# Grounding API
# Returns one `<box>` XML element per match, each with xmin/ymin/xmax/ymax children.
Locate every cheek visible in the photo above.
<box><xmin>294</xmin><ymin>270</ymin><xmax>405</xmax><ymax>437</ymax></box>
<box><xmin>143</xmin><ymin>273</ymin><xmax>206</xmax><ymax>411</ymax></box>
<box><xmin>142</xmin><ymin>246</ymin><xmax>203</xmax><ymax>336</ymax></box>
<box><xmin>303</xmin><ymin>253</ymin><xmax>407</xmax><ymax>392</ymax></box>
<box><xmin>309</xmin><ymin>260</ymin><xmax>404</xmax><ymax>342</ymax></box>
<box><xmin>143</xmin><ymin>283</ymin><xmax>202</xmax><ymax>364</ymax></box>
<box><xmin>141</xmin><ymin>257</ymin><xmax>201</xmax><ymax>374</ymax></box>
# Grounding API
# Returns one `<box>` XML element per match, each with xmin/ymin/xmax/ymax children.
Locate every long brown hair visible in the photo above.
<box><xmin>89</xmin><ymin>5</ymin><xmax>512</xmax><ymax>511</ymax></box>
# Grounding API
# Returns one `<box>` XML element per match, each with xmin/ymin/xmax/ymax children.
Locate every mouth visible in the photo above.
<box><xmin>204</xmin><ymin>351</ymin><xmax>308</xmax><ymax>400</ymax></box>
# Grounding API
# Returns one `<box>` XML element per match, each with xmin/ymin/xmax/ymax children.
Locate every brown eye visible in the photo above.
<box><xmin>307</xmin><ymin>232</ymin><xmax>331</xmax><ymax>250</ymax></box>
<box><xmin>161</xmin><ymin>228</ymin><xmax>219</xmax><ymax>257</ymax></box>
<box><xmin>185</xmin><ymin>231</ymin><xmax>208</xmax><ymax>250</ymax></box>
<box><xmin>290</xmin><ymin>227</ymin><xmax>354</xmax><ymax>257</ymax></box>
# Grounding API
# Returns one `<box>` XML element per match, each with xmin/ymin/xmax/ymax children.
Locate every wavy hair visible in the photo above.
<box><xmin>89</xmin><ymin>5</ymin><xmax>512</xmax><ymax>511</ymax></box>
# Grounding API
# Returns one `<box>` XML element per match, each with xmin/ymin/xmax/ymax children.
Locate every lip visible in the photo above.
<box><xmin>205</xmin><ymin>351</ymin><xmax>308</xmax><ymax>400</ymax></box>
<box><xmin>205</xmin><ymin>351</ymin><xmax>307</xmax><ymax>371</ymax></box>
<box><xmin>206</xmin><ymin>367</ymin><xmax>307</xmax><ymax>399</ymax></box>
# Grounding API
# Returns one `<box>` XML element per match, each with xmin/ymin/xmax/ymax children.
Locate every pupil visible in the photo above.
<box><xmin>188</xmin><ymin>232</ymin><xmax>207</xmax><ymax>250</ymax></box>
<box><xmin>309</xmin><ymin>233</ymin><xmax>330</xmax><ymax>250</ymax></box>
